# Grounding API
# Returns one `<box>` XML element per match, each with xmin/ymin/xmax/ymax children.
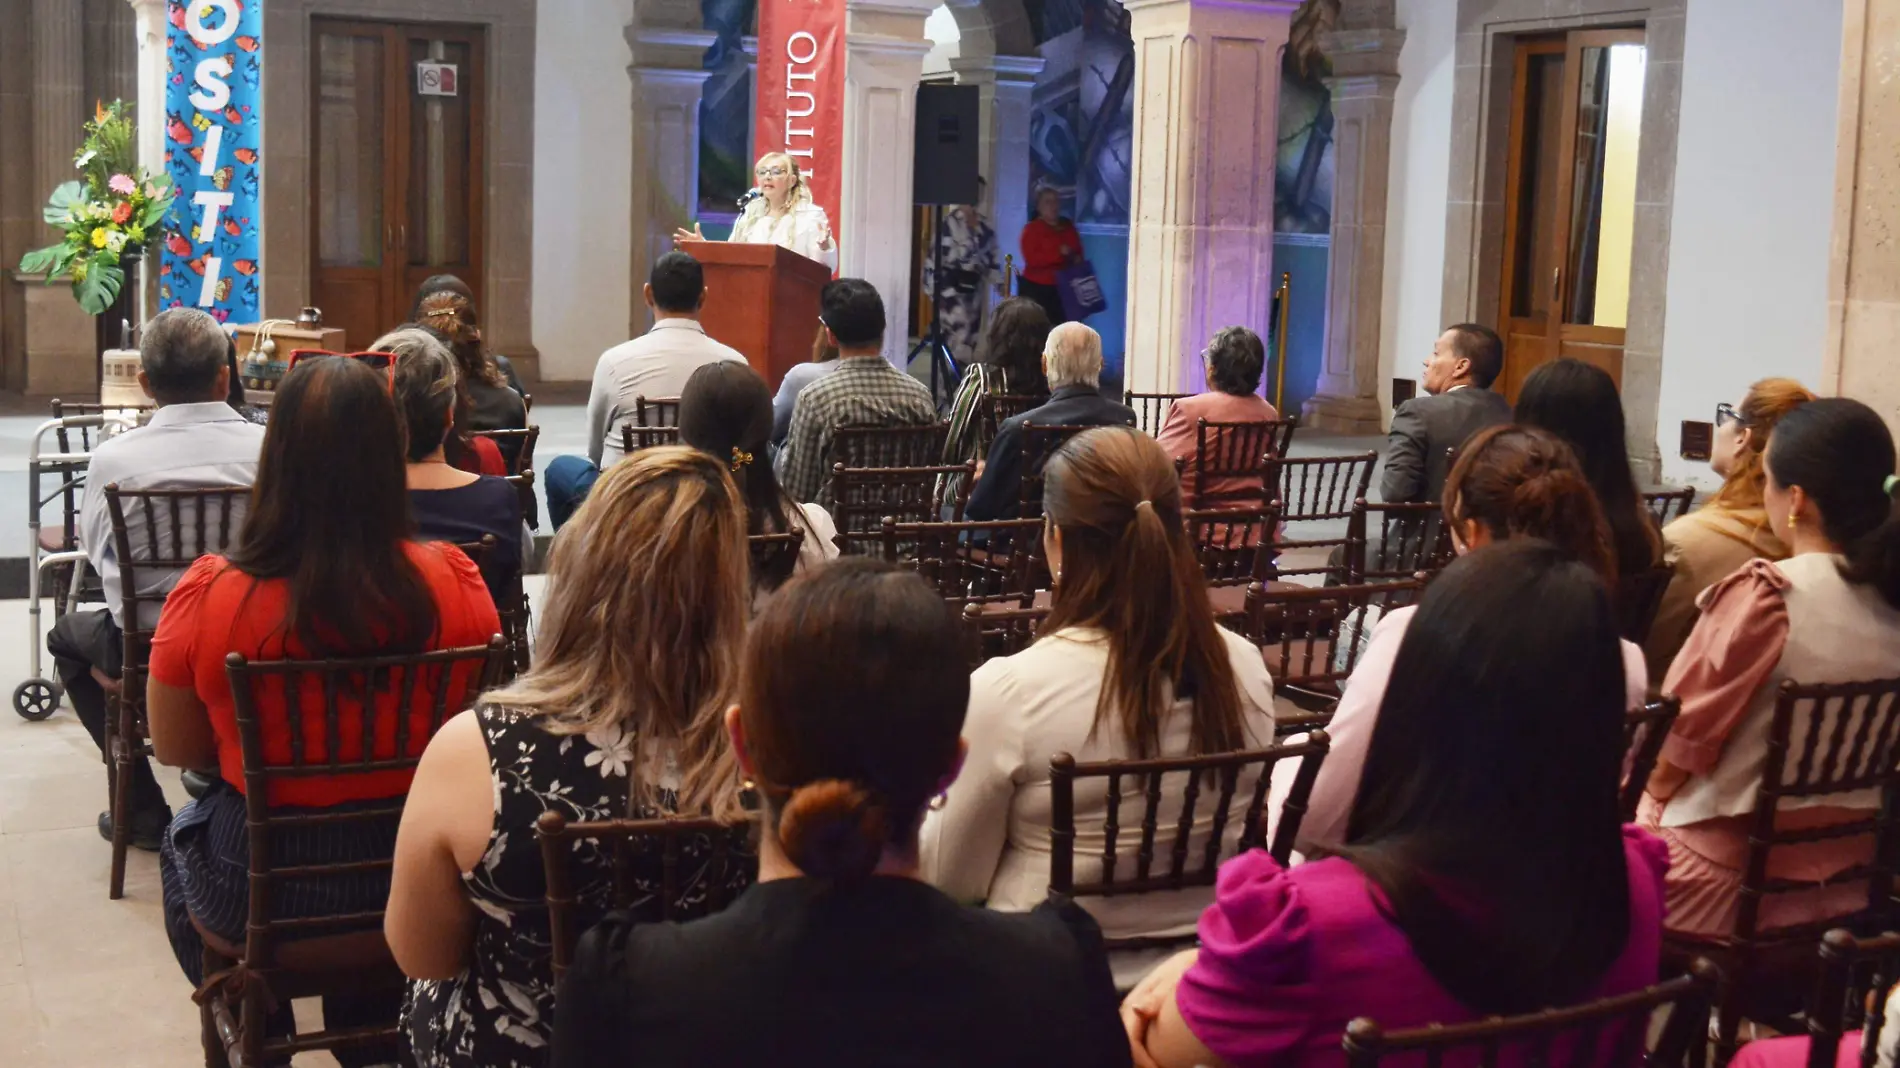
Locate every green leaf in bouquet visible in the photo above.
<box><xmin>41</xmin><ymin>181</ymin><xmax>85</xmax><ymax>226</ymax></box>
<box><xmin>47</xmin><ymin>245</ymin><xmax>79</xmax><ymax>283</ymax></box>
<box><xmin>73</xmin><ymin>258</ymin><xmax>124</xmax><ymax>315</ymax></box>
<box><xmin>141</xmin><ymin>196</ymin><xmax>170</xmax><ymax>229</ymax></box>
<box><xmin>18</xmin><ymin>246</ymin><xmax>56</xmax><ymax>275</ymax></box>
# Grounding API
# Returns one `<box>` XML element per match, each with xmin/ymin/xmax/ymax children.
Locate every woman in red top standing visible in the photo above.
<box><xmin>1018</xmin><ymin>186</ymin><xmax>1083</xmax><ymax>327</ymax></box>
<box><xmin>148</xmin><ymin>355</ymin><xmax>500</xmax><ymax>1064</ymax></box>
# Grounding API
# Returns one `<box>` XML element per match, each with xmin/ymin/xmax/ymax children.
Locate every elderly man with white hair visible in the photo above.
<box><xmin>965</xmin><ymin>321</ymin><xmax>1136</xmax><ymax>520</ymax></box>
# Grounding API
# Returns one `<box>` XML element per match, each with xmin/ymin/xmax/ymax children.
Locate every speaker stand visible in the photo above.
<box><xmin>907</xmin><ymin>204</ymin><xmax>962</xmax><ymax>412</ymax></box>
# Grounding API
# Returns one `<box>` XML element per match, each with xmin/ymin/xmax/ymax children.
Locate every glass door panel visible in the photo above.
<box><xmin>315</xmin><ymin>31</ymin><xmax>386</xmax><ymax>269</ymax></box>
<box><xmin>406</xmin><ymin>37</ymin><xmax>474</xmax><ymax>270</ymax></box>
<box><xmin>1563</xmin><ymin>42</ymin><xmax>1646</xmax><ymax>329</ymax></box>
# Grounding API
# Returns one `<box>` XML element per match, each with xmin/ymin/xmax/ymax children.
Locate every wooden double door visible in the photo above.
<box><xmin>312</xmin><ymin>19</ymin><xmax>486</xmax><ymax>350</ymax></box>
<box><xmin>1497</xmin><ymin>28</ymin><xmax>1647</xmax><ymax>399</ymax></box>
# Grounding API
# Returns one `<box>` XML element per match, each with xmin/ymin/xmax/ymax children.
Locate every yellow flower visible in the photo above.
<box><xmin>90</xmin><ymin>227</ymin><xmax>108</xmax><ymax>248</ymax></box>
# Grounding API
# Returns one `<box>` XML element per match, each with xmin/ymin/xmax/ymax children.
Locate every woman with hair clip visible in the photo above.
<box><xmin>1642</xmin><ymin>397</ymin><xmax>1900</xmax><ymax>938</ymax></box>
<box><xmin>1290</xmin><ymin>424</ymin><xmax>1651</xmax><ymax>852</ymax></box>
<box><xmin>673</xmin><ymin>151</ymin><xmax>838</xmax><ymax>268</ymax></box>
<box><xmin>1514</xmin><ymin>357</ymin><xmax>1664</xmax><ymax>579</ymax></box>
<box><xmin>921</xmin><ymin>426</ymin><xmax>1276</xmax><ymax>987</ymax></box>
<box><xmin>1644</xmin><ymin>378</ymin><xmax>1816</xmax><ymax>684</ymax></box>
<box><xmin>147</xmin><ymin>356</ymin><xmax>501</xmax><ymax>1066</ymax></box>
<box><xmin>940</xmin><ymin>296</ymin><xmax>1052</xmax><ymax>500</ymax></box>
<box><xmin>1124</xmin><ymin>541</ymin><xmax>1668</xmax><ymax>1068</ymax></box>
<box><xmin>412</xmin><ymin>273</ymin><xmax>526</xmax><ymax>399</ymax></box>
<box><xmin>383</xmin><ymin>326</ymin><xmax>522</xmax><ymax>607</ymax></box>
<box><xmin>373</xmin><ymin>326</ymin><xmax>508</xmax><ymax>477</ymax></box>
<box><xmin>551</xmin><ymin>560</ymin><xmax>1131</xmax><ymax>1068</ymax></box>
<box><xmin>389</xmin><ymin>446</ymin><xmax>756</xmax><ymax>1068</ymax></box>
<box><xmin>678</xmin><ymin>361</ymin><xmax>838</xmax><ymax>593</ymax></box>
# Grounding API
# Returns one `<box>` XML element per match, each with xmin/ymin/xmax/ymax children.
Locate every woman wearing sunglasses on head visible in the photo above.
<box><xmin>673</xmin><ymin>152</ymin><xmax>837</xmax><ymax>269</ymax></box>
<box><xmin>1642</xmin><ymin>380</ymin><xmax>1815</xmax><ymax>684</ymax></box>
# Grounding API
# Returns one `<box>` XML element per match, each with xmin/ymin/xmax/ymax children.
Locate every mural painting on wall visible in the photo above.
<box><xmin>1020</xmin><ymin>0</ymin><xmax>1338</xmax><ymax>235</ymax></box>
<box><xmin>1278</xmin><ymin>0</ymin><xmax>1340</xmax><ymax>235</ymax></box>
<box><xmin>700</xmin><ymin>0</ymin><xmax>759</xmax><ymax>215</ymax></box>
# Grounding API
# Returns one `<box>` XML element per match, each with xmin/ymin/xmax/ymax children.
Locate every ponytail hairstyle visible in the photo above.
<box><xmin>1443</xmin><ymin>424</ymin><xmax>1617</xmax><ymax>583</ymax></box>
<box><xmin>1764</xmin><ymin>397</ymin><xmax>1900</xmax><ymax>611</ymax></box>
<box><xmin>411</xmin><ymin>274</ymin><xmax>506</xmax><ymax>389</ymax></box>
<box><xmin>1705</xmin><ymin>378</ymin><xmax>1817</xmax><ymax>513</ymax></box>
<box><xmin>1040</xmin><ymin>426</ymin><xmax>1250</xmax><ymax>759</ymax></box>
<box><xmin>387</xmin><ymin>327</ymin><xmax>461</xmax><ymax>462</ymax></box>
<box><xmin>677</xmin><ymin>361</ymin><xmax>801</xmax><ymax>592</ymax></box>
<box><xmin>740</xmin><ymin>559</ymin><xmax>969</xmax><ymax>881</ymax></box>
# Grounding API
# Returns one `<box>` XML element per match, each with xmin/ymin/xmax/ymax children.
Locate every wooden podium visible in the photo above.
<box><xmin>681</xmin><ymin>240</ymin><xmax>831</xmax><ymax>389</ymax></box>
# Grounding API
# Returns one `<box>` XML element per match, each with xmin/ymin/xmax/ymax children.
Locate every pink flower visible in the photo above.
<box><xmin>108</xmin><ymin>174</ymin><xmax>136</xmax><ymax>195</ymax></box>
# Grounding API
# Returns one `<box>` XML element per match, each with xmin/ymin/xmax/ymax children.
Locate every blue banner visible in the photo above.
<box><xmin>161</xmin><ymin>0</ymin><xmax>262</xmax><ymax>324</ymax></box>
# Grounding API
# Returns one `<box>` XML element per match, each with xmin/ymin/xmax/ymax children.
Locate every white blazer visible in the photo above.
<box><xmin>729</xmin><ymin>199</ymin><xmax>837</xmax><ymax>269</ymax></box>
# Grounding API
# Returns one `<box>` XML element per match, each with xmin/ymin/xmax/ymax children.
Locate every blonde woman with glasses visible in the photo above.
<box><xmin>674</xmin><ymin>151</ymin><xmax>837</xmax><ymax>268</ymax></box>
<box><xmin>387</xmin><ymin>446</ymin><xmax>757</xmax><ymax>1068</ymax></box>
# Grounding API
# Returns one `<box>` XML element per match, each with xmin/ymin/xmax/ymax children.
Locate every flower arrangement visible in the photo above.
<box><xmin>19</xmin><ymin>100</ymin><xmax>175</xmax><ymax>315</ymax></box>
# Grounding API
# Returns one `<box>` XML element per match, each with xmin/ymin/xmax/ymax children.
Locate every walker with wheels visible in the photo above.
<box><xmin>13</xmin><ymin>410</ymin><xmax>137</xmax><ymax>721</ymax></box>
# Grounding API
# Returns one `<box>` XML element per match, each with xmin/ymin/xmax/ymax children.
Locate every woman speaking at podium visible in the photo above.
<box><xmin>674</xmin><ymin>152</ymin><xmax>837</xmax><ymax>269</ymax></box>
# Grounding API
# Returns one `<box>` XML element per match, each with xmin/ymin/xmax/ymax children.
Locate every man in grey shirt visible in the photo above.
<box><xmin>545</xmin><ymin>252</ymin><xmax>746</xmax><ymax>526</ymax></box>
<box><xmin>48</xmin><ymin>308</ymin><xmax>264</xmax><ymax>850</ymax></box>
<box><xmin>1382</xmin><ymin>323</ymin><xmax>1512</xmax><ymax>504</ymax></box>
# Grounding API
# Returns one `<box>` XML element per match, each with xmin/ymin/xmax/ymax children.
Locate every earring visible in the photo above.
<box><xmin>929</xmin><ymin>791</ymin><xmax>949</xmax><ymax>811</ymax></box>
<box><xmin>1788</xmin><ymin>512</ymin><xmax>1799</xmax><ymax>530</ymax></box>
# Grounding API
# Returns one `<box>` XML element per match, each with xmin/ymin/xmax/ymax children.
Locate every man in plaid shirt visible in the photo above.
<box><xmin>777</xmin><ymin>279</ymin><xmax>937</xmax><ymax>504</ymax></box>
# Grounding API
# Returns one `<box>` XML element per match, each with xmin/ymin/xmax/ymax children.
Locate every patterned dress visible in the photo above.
<box><xmin>402</xmin><ymin>704</ymin><xmax>757</xmax><ymax>1068</ymax></box>
<box><xmin>922</xmin><ymin>208</ymin><xmax>1001</xmax><ymax>365</ymax></box>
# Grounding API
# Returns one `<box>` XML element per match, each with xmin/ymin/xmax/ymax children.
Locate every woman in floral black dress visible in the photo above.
<box><xmin>386</xmin><ymin>446</ymin><xmax>757</xmax><ymax>1067</ymax></box>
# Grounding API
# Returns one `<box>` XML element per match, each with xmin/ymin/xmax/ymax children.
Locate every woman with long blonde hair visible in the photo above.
<box><xmin>922</xmin><ymin>426</ymin><xmax>1274</xmax><ymax>987</ymax></box>
<box><xmin>387</xmin><ymin>446</ymin><xmax>755</xmax><ymax>1068</ymax></box>
<box><xmin>1644</xmin><ymin>378</ymin><xmax>1816</xmax><ymax>682</ymax></box>
<box><xmin>673</xmin><ymin>151</ymin><xmax>837</xmax><ymax>268</ymax></box>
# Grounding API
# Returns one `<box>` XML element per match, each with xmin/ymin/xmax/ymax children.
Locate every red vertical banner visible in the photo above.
<box><xmin>755</xmin><ymin>0</ymin><xmax>846</xmax><ymax>241</ymax></box>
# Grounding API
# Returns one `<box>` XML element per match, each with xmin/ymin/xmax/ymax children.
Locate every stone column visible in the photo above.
<box><xmin>839</xmin><ymin>0</ymin><xmax>935</xmax><ymax>366</ymax></box>
<box><xmin>1302</xmin><ymin>1</ymin><xmax>1403</xmax><ymax>432</ymax></box>
<box><xmin>627</xmin><ymin>2</ymin><xmax>715</xmax><ymax>336</ymax></box>
<box><xmin>23</xmin><ymin>0</ymin><xmax>93</xmax><ymax>395</ymax></box>
<box><xmin>950</xmin><ymin>53</ymin><xmax>1043</xmax><ymax>283</ymax></box>
<box><xmin>1822</xmin><ymin>0</ymin><xmax>1900</xmax><ymax>430</ymax></box>
<box><xmin>1120</xmin><ymin>0</ymin><xmax>1303</xmax><ymax>394</ymax></box>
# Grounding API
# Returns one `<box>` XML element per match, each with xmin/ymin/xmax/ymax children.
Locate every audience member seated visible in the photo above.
<box><xmin>941</xmin><ymin>296</ymin><xmax>1052</xmax><ymax>501</ymax></box>
<box><xmin>413</xmin><ymin>279</ymin><xmax>528</xmax><ymax>435</ymax></box>
<box><xmin>389</xmin><ymin>446</ymin><xmax>754</xmax><ymax>1068</ymax></box>
<box><xmin>412</xmin><ymin>274</ymin><xmax>526</xmax><ymax>395</ymax></box>
<box><xmin>1515</xmin><ymin>357</ymin><xmax>1664</xmax><ymax>579</ymax></box>
<box><xmin>1156</xmin><ymin>326</ymin><xmax>1280</xmax><ymax>506</ymax></box>
<box><xmin>1381</xmin><ymin>323</ymin><xmax>1510</xmax><ymax>505</ymax></box>
<box><xmin>384</xmin><ymin>327</ymin><xmax>523</xmax><ymax>607</ymax></box>
<box><xmin>546</xmin><ymin>251</ymin><xmax>746</xmax><ymax>527</ymax></box>
<box><xmin>964</xmin><ymin>323</ymin><xmax>1136</xmax><ymax>521</ymax></box>
<box><xmin>771</xmin><ymin>322</ymin><xmax>841</xmax><ymax>447</ymax></box>
<box><xmin>147</xmin><ymin>356</ymin><xmax>500</xmax><ymax>1064</ymax></box>
<box><xmin>370</xmin><ymin>327</ymin><xmax>509</xmax><ymax>479</ymax></box>
<box><xmin>1294</xmin><ymin>425</ymin><xmax>1650</xmax><ymax>852</ymax></box>
<box><xmin>678</xmin><ymin>361</ymin><xmax>839</xmax><ymax>589</ymax></box>
<box><xmin>1124</xmin><ymin>540</ymin><xmax>1666</xmax><ymax>1068</ymax></box>
<box><xmin>1644</xmin><ymin>378</ymin><xmax>1815</xmax><ymax>686</ymax></box>
<box><xmin>922</xmin><ymin>427</ymin><xmax>1274</xmax><ymax>985</ymax></box>
<box><xmin>777</xmin><ymin>278</ymin><xmax>938</xmax><ymax>506</ymax></box>
<box><xmin>553</xmin><ymin>560</ymin><xmax>1131</xmax><ymax>1068</ymax></box>
<box><xmin>48</xmin><ymin>307</ymin><xmax>265</xmax><ymax>852</ymax></box>
<box><xmin>1641</xmin><ymin>398</ymin><xmax>1900</xmax><ymax>937</ymax></box>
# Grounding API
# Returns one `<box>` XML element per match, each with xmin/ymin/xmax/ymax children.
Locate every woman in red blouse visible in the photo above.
<box><xmin>148</xmin><ymin>355</ymin><xmax>500</xmax><ymax>1062</ymax></box>
<box><xmin>1018</xmin><ymin>186</ymin><xmax>1082</xmax><ymax>327</ymax></box>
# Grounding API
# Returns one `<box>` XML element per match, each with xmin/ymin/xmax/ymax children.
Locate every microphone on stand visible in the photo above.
<box><xmin>736</xmin><ymin>187</ymin><xmax>763</xmax><ymax>211</ymax></box>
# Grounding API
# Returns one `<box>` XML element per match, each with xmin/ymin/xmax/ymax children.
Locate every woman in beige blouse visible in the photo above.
<box><xmin>1643</xmin><ymin>378</ymin><xmax>1814</xmax><ymax>686</ymax></box>
<box><xmin>674</xmin><ymin>152</ymin><xmax>837</xmax><ymax>269</ymax></box>
<box><xmin>920</xmin><ymin>427</ymin><xmax>1275</xmax><ymax>987</ymax></box>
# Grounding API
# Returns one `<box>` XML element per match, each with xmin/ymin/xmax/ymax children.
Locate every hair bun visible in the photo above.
<box><xmin>776</xmin><ymin>779</ymin><xmax>888</xmax><ymax>882</ymax></box>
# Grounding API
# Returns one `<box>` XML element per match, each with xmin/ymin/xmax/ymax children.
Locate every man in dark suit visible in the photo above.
<box><xmin>1382</xmin><ymin>323</ymin><xmax>1512</xmax><ymax>504</ymax></box>
<box><xmin>965</xmin><ymin>322</ymin><xmax>1135</xmax><ymax>520</ymax></box>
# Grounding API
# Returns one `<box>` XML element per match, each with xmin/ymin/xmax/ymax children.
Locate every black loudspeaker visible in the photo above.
<box><xmin>913</xmin><ymin>84</ymin><xmax>981</xmax><ymax>206</ymax></box>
